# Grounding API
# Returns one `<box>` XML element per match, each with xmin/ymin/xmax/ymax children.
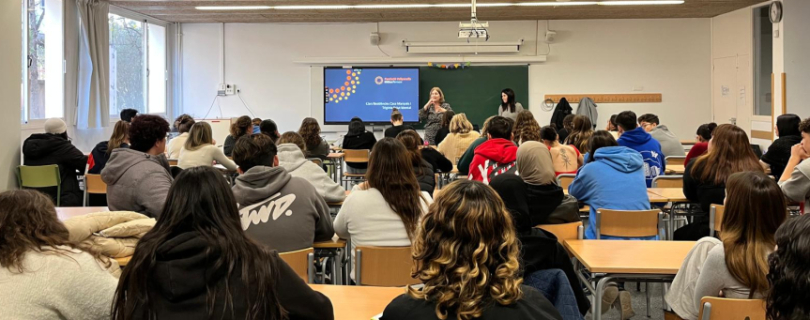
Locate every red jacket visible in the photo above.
<box><xmin>468</xmin><ymin>138</ymin><xmax>518</xmax><ymax>184</ymax></box>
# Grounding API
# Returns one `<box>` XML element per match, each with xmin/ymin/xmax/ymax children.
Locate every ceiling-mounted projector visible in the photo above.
<box><xmin>458</xmin><ymin>0</ymin><xmax>489</xmax><ymax>41</ymax></box>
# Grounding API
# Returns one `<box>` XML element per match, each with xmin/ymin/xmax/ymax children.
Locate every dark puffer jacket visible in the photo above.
<box><xmin>22</xmin><ymin>133</ymin><xmax>87</xmax><ymax>206</ymax></box>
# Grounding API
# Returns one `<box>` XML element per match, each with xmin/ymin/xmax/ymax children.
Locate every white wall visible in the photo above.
<box><xmin>1</xmin><ymin>0</ymin><xmax>22</xmax><ymax>190</ymax></box>
<box><xmin>181</xmin><ymin>19</ymin><xmax>711</xmax><ymax>141</ymax></box>
<box><xmin>782</xmin><ymin>0</ymin><xmax>810</xmax><ymax>116</ymax></box>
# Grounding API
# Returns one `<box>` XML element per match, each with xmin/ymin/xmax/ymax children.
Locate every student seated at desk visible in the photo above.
<box><xmin>616</xmin><ymin>111</ymin><xmax>665</xmax><ymax>187</ymax></box>
<box><xmin>684</xmin><ymin>123</ymin><xmax>716</xmax><ymax>165</ymax></box>
<box><xmin>563</xmin><ymin>115</ymin><xmax>593</xmax><ymax>154</ymax></box>
<box><xmin>112</xmin><ymin>167</ymin><xmax>333</xmax><ymax>320</ymax></box>
<box><xmin>381</xmin><ymin>180</ymin><xmax>563</xmax><ymax>320</ymax></box>
<box><xmin>396</xmin><ymin>130</ymin><xmax>436</xmax><ymax>197</ymax></box>
<box><xmin>437</xmin><ymin>113</ymin><xmax>478</xmax><ymax>165</ymax></box>
<box><xmin>766</xmin><ymin>214</ymin><xmax>810</xmax><ymax>320</ymax></box>
<box><xmin>333</xmin><ymin>138</ymin><xmax>432</xmax><ymax>279</ymax></box>
<box><xmin>102</xmin><ymin>115</ymin><xmax>172</xmax><ymax>218</ymax></box>
<box><xmin>468</xmin><ymin>116</ymin><xmax>518</xmax><ymax>184</ymax></box>
<box><xmin>298</xmin><ymin>117</ymin><xmax>330</xmax><ymax>160</ymax></box>
<box><xmin>88</xmin><ymin>120</ymin><xmax>129</xmax><ymax>175</ymax></box>
<box><xmin>667</xmin><ymin>171</ymin><xmax>786</xmax><ymax>320</ymax></box>
<box><xmin>638</xmin><ymin>113</ymin><xmax>685</xmax><ymax>158</ymax></box>
<box><xmin>384</xmin><ymin>108</ymin><xmax>414</xmax><ymax>138</ymax></box>
<box><xmin>433</xmin><ymin>109</ymin><xmax>454</xmax><ymax>146</ymax></box>
<box><xmin>457</xmin><ymin>116</ymin><xmax>495</xmax><ymax>175</ymax></box>
<box><xmin>779</xmin><ymin>118</ymin><xmax>810</xmax><ymax>213</ymax></box>
<box><xmin>342</xmin><ymin>117</ymin><xmax>377</xmax><ymax>174</ymax></box>
<box><xmin>177</xmin><ymin>122</ymin><xmax>237</xmax><ymax>171</ymax></box>
<box><xmin>223</xmin><ymin>116</ymin><xmax>254</xmax><ymax>157</ymax></box>
<box><xmin>166</xmin><ymin>114</ymin><xmax>194</xmax><ymax>159</ymax></box>
<box><xmin>569</xmin><ymin>131</ymin><xmax>651</xmax><ymax>240</ymax></box>
<box><xmin>231</xmin><ymin>134</ymin><xmax>333</xmax><ymax>253</ymax></box>
<box><xmin>541</xmin><ymin>126</ymin><xmax>583</xmax><ymax>176</ymax></box>
<box><xmin>0</xmin><ymin>190</ymin><xmax>118</xmax><ymax>320</ymax></box>
<box><xmin>260</xmin><ymin>118</ymin><xmax>281</xmax><ymax>143</ymax></box>
<box><xmin>761</xmin><ymin>114</ymin><xmax>802</xmax><ymax>181</ymax></box>
<box><xmin>277</xmin><ymin>132</ymin><xmax>346</xmax><ymax>203</ymax></box>
<box><xmin>676</xmin><ymin>124</ymin><xmax>763</xmax><ymax>241</ymax></box>
<box><xmin>22</xmin><ymin>118</ymin><xmax>88</xmax><ymax>207</ymax></box>
<box><xmin>512</xmin><ymin>110</ymin><xmax>541</xmax><ymax>145</ymax></box>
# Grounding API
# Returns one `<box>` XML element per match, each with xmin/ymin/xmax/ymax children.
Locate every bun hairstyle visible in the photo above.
<box><xmin>174</xmin><ymin>114</ymin><xmax>195</xmax><ymax>134</ymax></box>
<box><xmin>391</xmin><ymin>108</ymin><xmax>403</xmax><ymax>122</ymax></box>
<box><xmin>696</xmin><ymin>122</ymin><xmax>718</xmax><ymax>142</ymax></box>
<box><xmin>230</xmin><ymin>116</ymin><xmax>253</xmax><ymax>138</ymax></box>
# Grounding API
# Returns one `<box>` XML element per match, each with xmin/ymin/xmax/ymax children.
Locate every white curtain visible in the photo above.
<box><xmin>76</xmin><ymin>0</ymin><xmax>109</xmax><ymax>129</ymax></box>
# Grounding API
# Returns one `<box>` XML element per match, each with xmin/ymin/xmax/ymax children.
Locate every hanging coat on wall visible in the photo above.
<box><xmin>576</xmin><ymin>97</ymin><xmax>599</xmax><ymax>130</ymax></box>
<box><xmin>550</xmin><ymin>98</ymin><xmax>573</xmax><ymax>131</ymax></box>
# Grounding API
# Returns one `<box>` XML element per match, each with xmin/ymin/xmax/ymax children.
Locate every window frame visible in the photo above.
<box><xmin>108</xmin><ymin>6</ymin><xmax>170</xmax><ymax>121</ymax></box>
<box><xmin>21</xmin><ymin>0</ymin><xmax>66</xmax><ymax>128</ymax></box>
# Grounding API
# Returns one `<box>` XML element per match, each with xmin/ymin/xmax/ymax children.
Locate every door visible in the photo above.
<box><xmin>713</xmin><ymin>56</ymin><xmax>737</xmax><ymax>126</ymax></box>
<box><xmin>735</xmin><ymin>54</ymin><xmax>751</xmax><ymax>135</ymax></box>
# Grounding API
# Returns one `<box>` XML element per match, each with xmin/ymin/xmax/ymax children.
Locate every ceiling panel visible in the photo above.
<box><xmin>110</xmin><ymin>0</ymin><xmax>769</xmax><ymax>23</ymax></box>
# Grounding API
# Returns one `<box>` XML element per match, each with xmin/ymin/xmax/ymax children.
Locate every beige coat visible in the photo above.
<box><xmin>437</xmin><ymin>132</ymin><xmax>479</xmax><ymax>164</ymax></box>
<box><xmin>64</xmin><ymin>211</ymin><xmax>155</xmax><ymax>259</ymax></box>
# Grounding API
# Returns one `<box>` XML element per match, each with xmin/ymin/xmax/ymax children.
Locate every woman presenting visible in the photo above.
<box><xmin>419</xmin><ymin>87</ymin><xmax>452</xmax><ymax>145</ymax></box>
<box><xmin>498</xmin><ymin>88</ymin><xmax>524</xmax><ymax>120</ymax></box>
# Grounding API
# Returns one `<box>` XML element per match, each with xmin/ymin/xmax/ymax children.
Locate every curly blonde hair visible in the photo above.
<box><xmin>298</xmin><ymin>117</ymin><xmax>323</xmax><ymax>151</ymax></box>
<box><xmin>449</xmin><ymin>113</ymin><xmax>473</xmax><ymax>134</ymax></box>
<box><xmin>512</xmin><ymin>110</ymin><xmax>541</xmax><ymax>144</ymax></box>
<box><xmin>408</xmin><ymin>179</ymin><xmax>523</xmax><ymax>320</ymax></box>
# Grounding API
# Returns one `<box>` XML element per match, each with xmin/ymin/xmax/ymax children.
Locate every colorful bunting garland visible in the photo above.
<box><xmin>427</xmin><ymin>62</ymin><xmax>472</xmax><ymax>69</ymax></box>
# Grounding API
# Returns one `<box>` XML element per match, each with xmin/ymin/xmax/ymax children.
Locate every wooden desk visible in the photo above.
<box><xmin>56</xmin><ymin>207</ymin><xmax>109</xmax><ymax>221</ymax></box>
<box><xmin>314</xmin><ymin>237</ymin><xmax>347</xmax><ymax>249</ymax></box>
<box><xmin>564</xmin><ymin>240</ymin><xmax>696</xmax><ymax>320</ymax></box>
<box><xmin>310</xmin><ymin>284</ymin><xmax>404</xmax><ymax>319</ymax></box>
<box><xmin>647</xmin><ymin>188</ymin><xmax>687</xmax><ymax>203</ymax></box>
<box><xmin>666</xmin><ymin>164</ymin><xmax>686</xmax><ymax>175</ymax></box>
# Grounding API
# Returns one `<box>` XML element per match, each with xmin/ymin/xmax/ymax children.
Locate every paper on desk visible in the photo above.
<box><xmin>371</xmin><ymin>313</ymin><xmax>383</xmax><ymax>320</ymax></box>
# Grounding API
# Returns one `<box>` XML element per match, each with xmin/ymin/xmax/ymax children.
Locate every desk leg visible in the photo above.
<box><xmin>594</xmin><ymin>276</ymin><xmax>616</xmax><ymax>320</ymax></box>
<box><xmin>343</xmin><ymin>238</ymin><xmax>352</xmax><ymax>285</ymax></box>
<box><xmin>333</xmin><ymin>249</ymin><xmax>342</xmax><ymax>285</ymax></box>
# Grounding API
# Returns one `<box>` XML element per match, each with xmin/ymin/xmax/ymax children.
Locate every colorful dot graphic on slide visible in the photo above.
<box><xmin>325</xmin><ymin>69</ymin><xmax>362</xmax><ymax>103</ymax></box>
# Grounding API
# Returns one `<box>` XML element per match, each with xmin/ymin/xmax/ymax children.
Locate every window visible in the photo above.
<box><xmin>754</xmin><ymin>6</ymin><xmax>773</xmax><ymax>117</ymax></box>
<box><xmin>23</xmin><ymin>0</ymin><xmax>64</xmax><ymax>122</ymax></box>
<box><xmin>108</xmin><ymin>13</ymin><xmax>166</xmax><ymax>117</ymax></box>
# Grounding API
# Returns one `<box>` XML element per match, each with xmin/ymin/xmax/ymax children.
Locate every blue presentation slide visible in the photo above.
<box><xmin>324</xmin><ymin>68</ymin><xmax>419</xmax><ymax>123</ymax></box>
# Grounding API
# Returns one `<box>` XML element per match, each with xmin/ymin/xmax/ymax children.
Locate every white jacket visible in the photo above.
<box><xmin>277</xmin><ymin>143</ymin><xmax>346</xmax><ymax>203</ymax></box>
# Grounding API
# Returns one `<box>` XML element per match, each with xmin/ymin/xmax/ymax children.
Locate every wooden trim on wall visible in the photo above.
<box><xmin>544</xmin><ymin>94</ymin><xmax>662</xmax><ymax>103</ymax></box>
<box><xmin>782</xmin><ymin>73</ymin><xmax>787</xmax><ymax>114</ymax></box>
<box><xmin>771</xmin><ymin>73</ymin><xmax>775</xmax><ymax>138</ymax></box>
<box><xmin>751</xmin><ymin>130</ymin><xmax>774</xmax><ymax>140</ymax></box>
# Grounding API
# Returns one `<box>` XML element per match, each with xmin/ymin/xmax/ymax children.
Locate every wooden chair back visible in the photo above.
<box><xmin>85</xmin><ymin>174</ymin><xmax>107</xmax><ymax>194</ymax></box>
<box><xmin>653</xmin><ymin>175</ymin><xmax>684</xmax><ymax>188</ymax></box>
<box><xmin>343</xmin><ymin>149</ymin><xmax>370</xmax><ymax>164</ymax></box>
<box><xmin>168</xmin><ymin>159</ymin><xmax>179</xmax><ymax>166</ymax></box>
<box><xmin>698</xmin><ymin>297</ymin><xmax>766</xmax><ymax>320</ymax></box>
<box><xmin>309</xmin><ymin>158</ymin><xmax>323</xmax><ymax>166</ymax></box>
<box><xmin>279</xmin><ymin>247</ymin><xmax>315</xmax><ymax>283</ymax></box>
<box><xmin>556</xmin><ymin>174</ymin><xmax>576</xmax><ymax>192</ymax></box>
<box><xmin>596</xmin><ymin>209</ymin><xmax>663</xmax><ymax>239</ymax></box>
<box><xmin>666</xmin><ymin>156</ymin><xmax>686</xmax><ymax>166</ymax></box>
<box><xmin>355</xmin><ymin>246</ymin><xmax>419</xmax><ymax>286</ymax></box>
<box><xmin>709</xmin><ymin>205</ymin><xmax>725</xmax><ymax>237</ymax></box>
<box><xmin>536</xmin><ymin>221</ymin><xmax>584</xmax><ymax>244</ymax></box>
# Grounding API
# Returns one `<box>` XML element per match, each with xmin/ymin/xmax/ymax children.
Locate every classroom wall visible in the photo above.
<box><xmin>180</xmin><ymin>19</ymin><xmax>711</xmax><ymax>141</ymax></box>
<box><xmin>1</xmin><ymin>0</ymin><xmax>22</xmax><ymax>190</ymax></box>
<box><xmin>782</xmin><ymin>0</ymin><xmax>810</xmax><ymax>117</ymax></box>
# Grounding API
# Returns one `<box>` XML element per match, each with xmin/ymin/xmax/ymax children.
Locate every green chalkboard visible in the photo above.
<box><xmin>415</xmin><ymin>66</ymin><xmax>529</xmax><ymax>129</ymax></box>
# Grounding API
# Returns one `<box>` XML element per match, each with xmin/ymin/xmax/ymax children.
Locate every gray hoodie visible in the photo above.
<box><xmin>232</xmin><ymin>166</ymin><xmax>334</xmax><ymax>252</ymax></box>
<box><xmin>650</xmin><ymin>125</ymin><xmax>686</xmax><ymax>158</ymax></box>
<box><xmin>277</xmin><ymin>144</ymin><xmax>346</xmax><ymax>203</ymax></box>
<box><xmin>101</xmin><ymin>148</ymin><xmax>173</xmax><ymax>218</ymax></box>
<box><xmin>575</xmin><ymin>97</ymin><xmax>598</xmax><ymax>129</ymax></box>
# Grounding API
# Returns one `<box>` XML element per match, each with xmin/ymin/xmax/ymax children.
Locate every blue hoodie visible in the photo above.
<box><xmin>568</xmin><ymin>146</ymin><xmax>654</xmax><ymax>240</ymax></box>
<box><xmin>617</xmin><ymin>127</ymin><xmax>665</xmax><ymax>187</ymax></box>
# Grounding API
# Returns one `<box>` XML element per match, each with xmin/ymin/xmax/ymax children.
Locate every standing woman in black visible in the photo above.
<box><xmin>761</xmin><ymin>114</ymin><xmax>802</xmax><ymax>179</ymax></box>
<box><xmin>419</xmin><ymin>87</ymin><xmax>452</xmax><ymax>145</ymax></box>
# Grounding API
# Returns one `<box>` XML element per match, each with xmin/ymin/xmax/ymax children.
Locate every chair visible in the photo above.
<box><xmin>341</xmin><ymin>149</ymin><xmax>370</xmax><ymax>187</ymax></box>
<box><xmin>665</xmin><ymin>156</ymin><xmax>686</xmax><ymax>166</ymax></box>
<box><xmin>708</xmin><ymin>205</ymin><xmax>725</xmax><ymax>237</ymax></box>
<box><xmin>17</xmin><ymin>165</ymin><xmax>61</xmax><ymax>206</ymax></box>
<box><xmin>595</xmin><ymin>209</ymin><xmax>665</xmax><ymax>239</ymax></box>
<box><xmin>556</xmin><ymin>174</ymin><xmax>576</xmax><ymax>193</ymax></box>
<box><xmin>279</xmin><ymin>247</ymin><xmax>315</xmax><ymax>283</ymax></box>
<box><xmin>355</xmin><ymin>246</ymin><xmax>419</xmax><ymax>286</ymax></box>
<box><xmin>536</xmin><ymin>221</ymin><xmax>584</xmax><ymax>244</ymax></box>
<box><xmin>83</xmin><ymin>174</ymin><xmax>107</xmax><ymax>207</ymax></box>
<box><xmin>168</xmin><ymin>159</ymin><xmax>179</xmax><ymax>166</ymax></box>
<box><xmin>698</xmin><ymin>297</ymin><xmax>766</xmax><ymax>320</ymax></box>
<box><xmin>653</xmin><ymin>175</ymin><xmax>684</xmax><ymax>188</ymax></box>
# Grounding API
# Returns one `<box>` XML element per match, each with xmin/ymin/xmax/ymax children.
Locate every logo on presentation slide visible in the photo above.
<box><xmin>375</xmin><ymin>76</ymin><xmax>384</xmax><ymax>85</ymax></box>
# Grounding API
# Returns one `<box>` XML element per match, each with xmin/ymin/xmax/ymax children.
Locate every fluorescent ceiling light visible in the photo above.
<box><xmin>195</xmin><ymin>1</ymin><xmax>683</xmax><ymax>11</ymax></box>
<box><xmin>599</xmin><ymin>1</ymin><xmax>684</xmax><ymax>5</ymax></box>
<box><xmin>195</xmin><ymin>5</ymin><xmax>271</xmax><ymax>10</ymax></box>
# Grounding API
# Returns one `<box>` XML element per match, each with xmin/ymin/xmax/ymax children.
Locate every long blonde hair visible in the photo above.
<box><xmin>107</xmin><ymin>121</ymin><xmax>130</xmax><ymax>155</ymax></box>
<box><xmin>449</xmin><ymin>113</ymin><xmax>473</xmax><ymax>134</ymax></box>
<box><xmin>184</xmin><ymin>122</ymin><xmax>213</xmax><ymax>151</ymax></box>
<box><xmin>409</xmin><ymin>179</ymin><xmax>523</xmax><ymax>320</ymax></box>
